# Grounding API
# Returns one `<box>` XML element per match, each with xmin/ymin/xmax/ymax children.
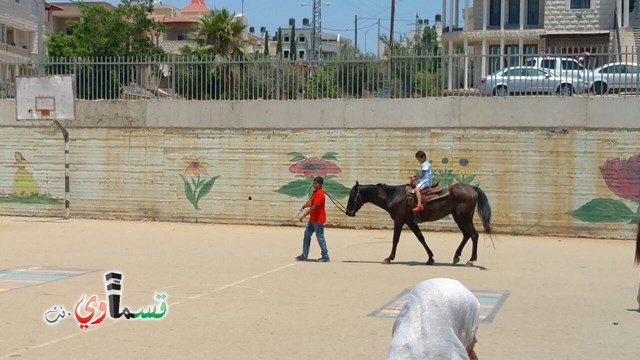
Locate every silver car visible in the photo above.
<box><xmin>588</xmin><ymin>62</ymin><xmax>640</xmax><ymax>94</ymax></box>
<box><xmin>478</xmin><ymin>66</ymin><xmax>587</xmax><ymax>96</ymax></box>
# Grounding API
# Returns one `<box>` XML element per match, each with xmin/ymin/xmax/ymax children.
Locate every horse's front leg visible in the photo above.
<box><xmin>407</xmin><ymin>222</ymin><xmax>435</xmax><ymax>265</ymax></box>
<box><xmin>383</xmin><ymin>221</ymin><xmax>404</xmax><ymax>264</ymax></box>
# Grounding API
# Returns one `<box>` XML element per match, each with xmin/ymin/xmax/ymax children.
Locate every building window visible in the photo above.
<box><xmin>298</xmin><ymin>50</ymin><xmax>305</xmax><ymax>59</ymax></box>
<box><xmin>31</xmin><ymin>0</ymin><xmax>39</xmax><ymax>16</ymax></box>
<box><xmin>283</xmin><ymin>50</ymin><xmax>290</xmax><ymax>59</ymax></box>
<box><xmin>505</xmin><ymin>45</ymin><xmax>519</xmax><ymax>66</ymax></box>
<box><xmin>489</xmin><ymin>0</ymin><xmax>501</xmax><ymax>26</ymax></box>
<box><xmin>299</xmin><ymin>35</ymin><xmax>306</xmax><ymax>43</ymax></box>
<box><xmin>508</xmin><ymin>0</ymin><xmax>520</xmax><ymax>25</ymax></box>
<box><xmin>570</xmin><ymin>0</ymin><xmax>590</xmax><ymax>9</ymax></box>
<box><xmin>527</xmin><ymin>0</ymin><xmax>540</xmax><ymax>25</ymax></box>
<box><xmin>284</xmin><ymin>35</ymin><xmax>290</xmax><ymax>42</ymax></box>
<box><xmin>489</xmin><ymin>45</ymin><xmax>501</xmax><ymax>73</ymax></box>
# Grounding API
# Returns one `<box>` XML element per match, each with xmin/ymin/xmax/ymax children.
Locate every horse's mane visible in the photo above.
<box><xmin>373</xmin><ymin>183</ymin><xmax>407</xmax><ymax>198</ymax></box>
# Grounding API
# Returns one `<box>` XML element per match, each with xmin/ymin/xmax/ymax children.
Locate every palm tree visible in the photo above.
<box><xmin>193</xmin><ymin>9</ymin><xmax>247</xmax><ymax>60</ymax></box>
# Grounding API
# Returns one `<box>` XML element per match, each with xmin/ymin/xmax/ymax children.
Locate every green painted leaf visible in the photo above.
<box><xmin>288</xmin><ymin>152</ymin><xmax>307</xmax><ymax>162</ymax></box>
<box><xmin>275</xmin><ymin>178</ymin><xmax>313</xmax><ymax>198</ymax></box>
<box><xmin>322</xmin><ymin>179</ymin><xmax>350</xmax><ymax>199</ymax></box>
<box><xmin>179</xmin><ymin>174</ymin><xmax>198</xmax><ymax>209</ymax></box>
<box><xmin>321</xmin><ymin>151</ymin><xmax>338</xmax><ymax>160</ymax></box>
<box><xmin>197</xmin><ymin>175</ymin><xmax>220</xmax><ymax>201</ymax></box>
<box><xmin>190</xmin><ymin>176</ymin><xmax>197</xmax><ymax>189</ymax></box>
<box><xmin>454</xmin><ymin>174</ymin><xmax>476</xmax><ymax>185</ymax></box>
<box><xmin>570</xmin><ymin>198</ymin><xmax>635</xmax><ymax>223</ymax></box>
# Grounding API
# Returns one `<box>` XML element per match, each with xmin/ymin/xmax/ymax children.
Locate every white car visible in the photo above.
<box><xmin>478</xmin><ymin>66</ymin><xmax>588</xmax><ymax>96</ymax></box>
<box><xmin>524</xmin><ymin>56</ymin><xmax>588</xmax><ymax>81</ymax></box>
<box><xmin>588</xmin><ymin>62</ymin><xmax>640</xmax><ymax>94</ymax></box>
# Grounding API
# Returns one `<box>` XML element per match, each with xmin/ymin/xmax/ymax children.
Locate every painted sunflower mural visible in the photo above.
<box><xmin>428</xmin><ymin>154</ymin><xmax>478</xmax><ymax>186</ymax></box>
<box><xmin>276</xmin><ymin>152</ymin><xmax>349</xmax><ymax>198</ymax></box>
<box><xmin>179</xmin><ymin>154</ymin><xmax>220</xmax><ymax>210</ymax></box>
<box><xmin>571</xmin><ymin>154</ymin><xmax>640</xmax><ymax>223</ymax></box>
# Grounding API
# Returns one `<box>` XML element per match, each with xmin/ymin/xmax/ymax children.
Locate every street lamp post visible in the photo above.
<box><xmin>364</xmin><ymin>28</ymin><xmax>372</xmax><ymax>56</ymax></box>
<box><xmin>37</xmin><ymin>0</ymin><xmax>45</xmax><ymax>75</ymax></box>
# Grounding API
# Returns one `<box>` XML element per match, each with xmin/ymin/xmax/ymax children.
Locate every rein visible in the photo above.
<box><xmin>325</xmin><ymin>190</ymin><xmax>348</xmax><ymax>215</ymax></box>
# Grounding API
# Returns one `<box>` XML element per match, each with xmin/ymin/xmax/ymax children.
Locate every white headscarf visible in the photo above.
<box><xmin>388</xmin><ymin>278</ymin><xmax>480</xmax><ymax>360</ymax></box>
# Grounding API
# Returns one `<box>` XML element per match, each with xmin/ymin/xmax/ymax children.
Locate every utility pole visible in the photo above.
<box><xmin>311</xmin><ymin>0</ymin><xmax>322</xmax><ymax>62</ymax></box>
<box><xmin>377</xmin><ymin>18</ymin><xmax>381</xmax><ymax>58</ymax></box>
<box><xmin>354</xmin><ymin>15</ymin><xmax>358</xmax><ymax>54</ymax></box>
<box><xmin>389</xmin><ymin>0</ymin><xmax>396</xmax><ymax>57</ymax></box>
<box><xmin>37</xmin><ymin>0</ymin><xmax>45</xmax><ymax>75</ymax></box>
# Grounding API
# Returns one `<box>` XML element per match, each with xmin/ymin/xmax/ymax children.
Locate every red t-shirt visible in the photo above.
<box><xmin>307</xmin><ymin>188</ymin><xmax>326</xmax><ymax>224</ymax></box>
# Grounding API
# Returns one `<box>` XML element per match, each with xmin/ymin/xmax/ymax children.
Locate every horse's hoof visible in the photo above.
<box><xmin>426</xmin><ymin>259</ymin><xmax>435</xmax><ymax>265</ymax></box>
<box><xmin>453</xmin><ymin>257</ymin><xmax>460</xmax><ymax>264</ymax></box>
<box><xmin>465</xmin><ymin>261</ymin><xmax>474</xmax><ymax>267</ymax></box>
<box><xmin>382</xmin><ymin>259</ymin><xmax>391</xmax><ymax>264</ymax></box>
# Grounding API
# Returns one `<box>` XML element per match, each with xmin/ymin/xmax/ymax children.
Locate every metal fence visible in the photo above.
<box><xmin>0</xmin><ymin>50</ymin><xmax>638</xmax><ymax>100</ymax></box>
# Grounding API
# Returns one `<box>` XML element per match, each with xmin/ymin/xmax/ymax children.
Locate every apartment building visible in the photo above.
<box><xmin>1</xmin><ymin>0</ymin><xmax>61</xmax><ymax>61</ymax></box>
<box><xmin>271</xmin><ymin>18</ymin><xmax>347</xmax><ymax>60</ymax></box>
<box><xmin>441</xmin><ymin>0</ymin><xmax>640</xmax><ymax>88</ymax></box>
<box><xmin>1</xmin><ymin>0</ymin><xmax>60</xmax><ymax>96</ymax></box>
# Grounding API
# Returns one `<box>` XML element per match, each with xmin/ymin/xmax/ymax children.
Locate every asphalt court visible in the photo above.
<box><xmin>0</xmin><ymin>216</ymin><xmax>639</xmax><ymax>359</ymax></box>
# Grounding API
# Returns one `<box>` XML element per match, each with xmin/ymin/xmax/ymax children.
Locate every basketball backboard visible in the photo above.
<box><xmin>15</xmin><ymin>75</ymin><xmax>75</xmax><ymax>121</ymax></box>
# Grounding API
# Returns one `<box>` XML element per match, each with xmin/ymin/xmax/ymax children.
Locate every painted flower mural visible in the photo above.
<box><xmin>428</xmin><ymin>155</ymin><xmax>478</xmax><ymax>186</ymax></box>
<box><xmin>571</xmin><ymin>154</ymin><xmax>640</xmax><ymax>223</ymax></box>
<box><xmin>179</xmin><ymin>154</ymin><xmax>220</xmax><ymax>210</ymax></box>
<box><xmin>276</xmin><ymin>152</ymin><xmax>349</xmax><ymax>198</ymax></box>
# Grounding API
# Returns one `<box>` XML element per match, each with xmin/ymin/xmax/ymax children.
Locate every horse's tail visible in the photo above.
<box><xmin>474</xmin><ymin>186</ymin><xmax>492</xmax><ymax>235</ymax></box>
<box><xmin>635</xmin><ymin>219</ymin><xmax>640</xmax><ymax>266</ymax></box>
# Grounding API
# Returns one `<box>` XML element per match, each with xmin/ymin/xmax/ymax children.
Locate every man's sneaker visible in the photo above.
<box><xmin>295</xmin><ymin>255</ymin><xmax>307</xmax><ymax>261</ymax></box>
<box><xmin>318</xmin><ymin>257</ymin><xmax>330</xmax><ymax>263</ymax></box>
<box><xmin>412</xmin><ymin>204</ymin><xmax>424</xmax><ymax>212</ymax></box>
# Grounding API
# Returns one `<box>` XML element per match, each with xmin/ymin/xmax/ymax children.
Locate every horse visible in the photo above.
<box><xmin>345</xmin><ymin>181</ymin><xmax>492</xmax><ymax>265</ymax></box>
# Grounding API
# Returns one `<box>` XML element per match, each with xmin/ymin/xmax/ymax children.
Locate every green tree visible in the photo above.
<box><xmin>46</xmin><ymin>0</ymin><xmax>165</xmax><ymax>99</ymax></box>
<box><xmin>192</xmin><ymin>9</ymin><xmax>247</xmax><ymax>60</ymax></box>
<box><xmin>276</xmin><ymin>27</ymin><xmax>283</xmax><ymax>58</ymax></box>
<box><xmin>47</xmin><ymin>0</ymin><xmax>164</xmax><ymax>58</ymax></box>
<box><xmin>263</xmin><ymin>31</ymin><xmax>270</xmax><ymax>57</ymax></box>
<box><xmin>290</xmin><ymin>24</ymin><xmax>297</xmax><ymax>61</ymax></box>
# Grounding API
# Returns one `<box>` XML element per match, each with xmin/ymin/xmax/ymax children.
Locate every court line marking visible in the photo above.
<box><xmin>0</xmin><ymin>262</ymin><xmax>298</xmax><ymax>359</ymax></box>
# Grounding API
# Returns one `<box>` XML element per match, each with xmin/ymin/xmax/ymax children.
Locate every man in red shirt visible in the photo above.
<box><xmin>295</xmin><ymin>176</ymin><xmax>330</xmax><ymax>262</ymax></box>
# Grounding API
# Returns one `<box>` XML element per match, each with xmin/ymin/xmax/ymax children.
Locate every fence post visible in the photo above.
<box><xmin>171</xmin><ymin>55</ymin><xmax>176</xmax><ymax>98</ymax></box>
<box><xmin>276</xmin><ymin>57</ymin><xmax>281</xmax><ymax>100</ymax></box>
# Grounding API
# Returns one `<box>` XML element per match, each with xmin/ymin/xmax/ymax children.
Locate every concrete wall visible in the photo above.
<box><xmin>2</xmin><ymin>97</ymin><xmax>639</xmax><ymax>129</ymax></box>
<box><xmin>0</xmin><ymin>98</ymin><xmax>639</xmax><ymax>239</ymax></box>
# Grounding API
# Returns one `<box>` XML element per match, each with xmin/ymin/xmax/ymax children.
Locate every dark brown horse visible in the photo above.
<box><xmin>345</xmin><ymin>182</ymin><xmax>492</xmax><ymax>265</ymax></box>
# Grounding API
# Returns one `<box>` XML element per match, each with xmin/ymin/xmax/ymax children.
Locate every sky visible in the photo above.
<box><xmin>100</xmin><ymin>0</ymin><xmax>445</xmax><ymax>55</ymax></box>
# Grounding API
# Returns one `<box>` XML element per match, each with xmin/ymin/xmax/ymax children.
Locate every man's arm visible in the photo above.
<box><xmin>299</xmin><ymin>204</ymin><xmax>319</xmax><ymax>221</ymax></box>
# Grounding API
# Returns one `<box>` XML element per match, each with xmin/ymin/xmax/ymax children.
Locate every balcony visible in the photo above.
<box><xmin>0</xmin><ymin>42</ymin><xmax>32</xmax><ymax>59</ymax></box>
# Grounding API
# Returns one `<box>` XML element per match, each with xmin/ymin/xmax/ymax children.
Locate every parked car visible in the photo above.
<box><xmin>588</xmin><ymin>62</ymin><xmax>640</xmax><ymax>94</ymax></box>
<box><xmin>478</xmin><ymin>66</ymin><xmax>588</xmax><ymax>96</ymax></box>
<box><xmin>524</xmin><ymin>56</ymin><xmax>588</xmax><ymax>81</ymax></box>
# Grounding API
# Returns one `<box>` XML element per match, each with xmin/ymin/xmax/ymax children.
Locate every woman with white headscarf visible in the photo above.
<box><xmin>388</xmin><ymin>278</ymin><xmax>480</xmax><ymax>360</ymax></box>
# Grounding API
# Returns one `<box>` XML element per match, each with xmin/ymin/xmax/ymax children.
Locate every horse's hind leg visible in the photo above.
<box><xmin>452</xmin><ymin>213</ymin><xmax>479</xmax><ymax>265</ymax></box>
<box><xmin>407</xmin><ymin>222</ymin><xmax>435</xmax><ymax>265</ymax></box>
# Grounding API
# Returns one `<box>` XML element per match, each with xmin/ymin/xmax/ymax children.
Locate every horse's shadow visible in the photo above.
<box><xmin>342</xmin><ymin>260</ymin><xmax>488</xmax><ymax>270</ymax></box>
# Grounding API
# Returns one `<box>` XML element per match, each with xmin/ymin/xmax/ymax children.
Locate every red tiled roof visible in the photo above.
<box><xmin>181</xmin><ymin>0</ymin><xmax>210</xmax><ymax>13</ymax></box>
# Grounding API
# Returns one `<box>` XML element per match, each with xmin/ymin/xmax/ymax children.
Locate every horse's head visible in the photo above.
<box><xmin>346</xmin><ymin>181</ymin><xmax>363</xmax><ymax>217</ymax></box>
